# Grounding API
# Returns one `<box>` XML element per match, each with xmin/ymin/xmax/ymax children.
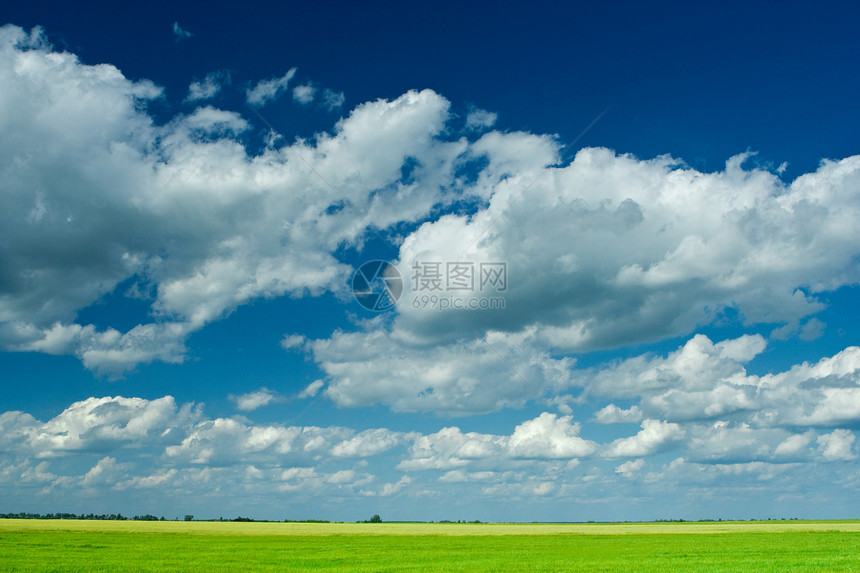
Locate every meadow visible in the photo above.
<box><xmin>1</xmin><ymin>519</ymin><xmax>858</xmax><ymax>572</ymax></box>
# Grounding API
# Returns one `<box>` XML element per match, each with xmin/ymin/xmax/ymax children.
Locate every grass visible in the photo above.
<box><xmin>1</xmin><ymin>519</ymin><xmax>858</xmax><ymax>572</ymax></box>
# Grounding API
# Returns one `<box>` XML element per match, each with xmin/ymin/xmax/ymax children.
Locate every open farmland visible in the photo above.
<box><xmin>1</xmin><ymin>519</ymin><xmax>858</xmax><ymax>572</ymax></box>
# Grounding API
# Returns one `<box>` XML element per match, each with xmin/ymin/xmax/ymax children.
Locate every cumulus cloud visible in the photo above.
<box><xmin>186</xmin><ymin>71</ymin><xmax>229</xmax><ymax>102</ymax></box>
<box><xmin>0</xmin><ymin>396</ymin><xmax>199</xmax><ymax>458</ymax></box>
<box><xmin>307</xmin><ymin>326</ymin><xmax>576</xmax><ymax>414</ymax></box>
<box><xmin>81</xmin><ymin>456</ymin><xmax>124</xmax><ymax>487</ymax></box>
<box><xmin>163</xmin><ymin>418</ymin><xmax>352</xmax><ymax>466</ymax></box>
<box><xmin>231</xmin><ymin>388</ymin><xmax>283</xmax><ymax>411</ymax></box>
<box><xmin>397</xmin><ymin>412</ymin><xmax>594</xmax><ymax>472</ymax></box>
<box><xmin>615</xmin><ymin>458</ymin><xmax>645</xmax><ymax>478</ymax></box>
<box><xmin>301</xmin><ymin>121</ymin><xmax>860</xmax><ymax>415</ymax></box>
<box><xmin>507</xmin><ymin>413</ymin><xmax>594</xmax><ymax>459</ymax></box>
<box><xmin>331</xmin><ymin>428</ymin><xmax>409</xmax><ymax>457</ymax></box>
<box><xmin>388</xmin><ymin>146</ymin><xmax>860</xmax><ymax>354</ymax></box>
<box><xmin>465</xmin><ymin>107</ymin><xmax>498</xmax><ymax>131</ymax></box>
<box><xmin>246</xmin><ymin>68</ymin><xmax>297</xmax><ymax>106</ymax></box>
<box><xmin>293</xmin><ymin>83</ymin><xmax>315</xmax><ymax>104</ymax></box>
<box><xmin>593</xmin><ymin>404</ymin><xmax>643</xmax><ymax>424</ymax></box>
<box><xmin>0</xmin><ymin>29</ymin><xmax>468</xmax><ymax>375</ymax></box>
<box><xmin>605</xmin><ymin>419</ymin><xmax>684</xmax><ymax>458</ymax></box>
<box><xmin>817</xmin><ymin>429</ymin><xmax>856</xmax><ymax>461</ymax></box>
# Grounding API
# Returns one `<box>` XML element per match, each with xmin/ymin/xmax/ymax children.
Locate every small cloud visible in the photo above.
<box><xmin>246</xmin><ymin>68</ymin><xmax>297</xmax><ymax>107</ymax></box>
<box><xmin>799</xmin><ymin>317</ymin><xmax>825</xmax><ymax>341</ymax></box>
<box><xmin>593</xmin><ymin>404</ymin><xmax>643</xmax><ymax>424</ymax></box>
<box><xmin>172</xmin><ymin>22</ymin><xmax>193</xmax><ymax>40</ymax></box>
<box><xmin>230</xmin><ymin>387</ymin><xmax>283</xmax><ymax>411</ymax></box>
<box><xmin>186</xmin><ymin>71</ymin><xmax>230</xmax><ymax>103</ymax></box>
<box><xmin>293</xmin><ymin>84</ymin><xmax>315</xmax><ymax>105</ymax></box>
<box><xmin>299</xmin><ymin>380</ymin><xmax>324</xmax><ymax>399</ymax></box>
<box><xmin>281</xmin><ymin>334</ymin><xmax>306</xmax><ymax>350</ymax></box>
<box><xmin>615</xmin><ymin>458</ymin><xmax>645</xmax><ymax>478</ymax></box>
<box><xmin>465</xmin><ymin>107</ymin><xmax>498</xmax><ymax>131</ymax></box>
<box><xmin>321</xmin><ymin>88</ymin><xmax>345</xmax><ymax>111</ymax></box>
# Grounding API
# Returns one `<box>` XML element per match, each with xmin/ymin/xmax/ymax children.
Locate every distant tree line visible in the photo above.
<box><xmin>213</xmin><ymin>516</ymin><xmax>331</xmax><ymax>523</ymax></box>
<box><xmin>654</xmin><ymin>517</ymin><xmax>801</xmax><ymax>522</ymax></box>
<box><xmin>0</xmin><ymin>512</ymin><xmax>337</xmax><ymax>523</ymax></box>
<box><xmin>0</xmin><ymin>512</ymin><xmax>167</xmax><ymax>521</ymax></box>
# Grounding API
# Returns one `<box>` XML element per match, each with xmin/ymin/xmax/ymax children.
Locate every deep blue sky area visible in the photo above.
<box><xmin>1</xmin><ymin>1</ymin><xmax>859</xmax><ymax>522</ymax></box>
<box><xmin>8</xmin><ymin>1</ymin><xmax>859</xmax><ymax>171</ymax></box>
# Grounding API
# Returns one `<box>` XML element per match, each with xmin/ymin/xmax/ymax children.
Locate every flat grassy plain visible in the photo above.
<box><xmin>1</xmin><ymin>519</ymin><xmax>858</xmax><ymax>572</ymax></box>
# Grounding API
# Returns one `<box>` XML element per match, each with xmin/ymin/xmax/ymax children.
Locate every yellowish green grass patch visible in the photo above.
<box><xmin>1</xmin><ymin>519</ymin><xmax>858</xmax><ymax>572</ymax></box>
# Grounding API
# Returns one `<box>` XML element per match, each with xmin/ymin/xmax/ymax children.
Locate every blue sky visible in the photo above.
<box><xmin>1</xmin><ymin>0</ymin><xmax>860</xmax><ymax>522</ymax></box>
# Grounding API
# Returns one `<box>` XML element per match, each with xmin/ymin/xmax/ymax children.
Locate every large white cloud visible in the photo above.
<box><xmin>390</xmin><ymin>147</ymin><xmax>860</xmax><ymax>351</ymax></box>
<box><xmin>0</xmin><ymin>396</ymin><xmax>199</xmax><ymax>458</ymax></box>
<box><xmin>0</xmin><ymin>26</ymin><xmax>466</xmax><ymax>376</ymax></box>
<box><xmin>297</xmin><ymin>325</ymin><xmax>576</xmax><ymax>414</ymax></box>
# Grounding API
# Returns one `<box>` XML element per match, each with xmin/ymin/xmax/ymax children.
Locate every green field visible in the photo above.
<box><xmin>1</xmin><ymin>519</ymin><xmax>858</xmax><ymax>572</ymax></box>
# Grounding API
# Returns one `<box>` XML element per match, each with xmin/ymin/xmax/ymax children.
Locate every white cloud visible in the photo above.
<box><xmin>615</xmin><ymin>458</ymin><xmax>645</xmax><ymax>478</ymax></box>
<box><xmin>163</xmin><ymin>417</ymin><xmax>352</xmax><ymax>466</ymax></box>
<box><xmin>465</xmin><ymin>107</ymin><xmax>498</xmax><ymax>131</ymax></box>
<box><xmin>605</xmin><ymin>419</ymin><xmax>684</xmax><ymax>458</ymax></box>
<box><xmin>186</xmin><ymin>71</ymin><xmax>229</xmax><ymax>102</ymax></box>
<box><xmin>81</xmin><ymin>456</ymin><xmax>123</xmax><ymax>487</ymax></box>
<box><xmin>397</xmin><ymin>426</ymin><xmax>504</xmax><ymax>471</ymax></box>
<box><xmin>507</xmin><ymin>413</ymin><xmax>594</xmax><ymax>459</ymax></box>
<box><xmin>309</xmin><ymin>326</ymin><xmax>576</xmax><ymax>414</ymax></box>
<box><xmin>246</xmin><ymin>68</ymin><xmax>297</xmax><ymax>106</ymax></box>
<box><xmin>593</xmin><ymin>404</ymin><xmax>643</xmax><ymax>424</ymax></box>
<box><xmin>30</xmin><ymin>396</ymin><xmax>199</xmax><ymax>456</ymax></box>
<box><xmin>377</xmin><ymin>475</ymin><xmax>411</xmax><ymax>496</ymax></box>
<box><xmin>119</xmin><ymin>468</ymin><xmax>178</xmax><ymax>489</ymax></box>
<box><xmin>389</xmin><ymin>145</ymin><xmax>860</xmax><ymax>354</ymax></box>
<box><xmin>397</xmin><ymin>412</ymin><xmax>593</xmax><ymax>472</ymax></box>
<box><xmin>331</xmin><ymin>428</ymin><xmax>409</xmax><ymax>457</ymax></box>
<box><xmin>281</xmin><ymin>335</ymin><xmax>306</xmax><ymax>350</ymax></box>
<box><xmin>817</xmin><ymin>429</ymin><xmax>856</xmax><ymax>461</ymax></box>
<box><xmin>298</xmin><ymin>380</ymin><xmax>324</xmax><ymax>399</ymax></box>
<box><xmin>231</xmin><ymin>388</ymin><xmax>283</xmax><ymax>411</ymax></box>
<box><xmin>293</xmin><ymin>83</ymin><xmax>315</xmax><ymax>104</ymax></box>
<box><xmin>686</xmin><ymin>422</ymin><xmax>793</xmax><ymax>463</ymax></box>
<box><xmin>0</xmin><ymin>30</ymin><xmax>469</xmax><ymax>375</ymax></box>
<box><xmin>773</xmin><ymin>432</ymin><xmax>815</xmax><ymax>459</ymax></box>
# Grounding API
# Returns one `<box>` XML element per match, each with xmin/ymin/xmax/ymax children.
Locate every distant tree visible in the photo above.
<box><xmin>184</xmin><ymin>514</ymin><xmax>194</xmax><ymax>521</ymax></box>
<box><xmin>369</xmin><ymin>514</ymin><xmax>382</xmax><ymax>523</ymax></box>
